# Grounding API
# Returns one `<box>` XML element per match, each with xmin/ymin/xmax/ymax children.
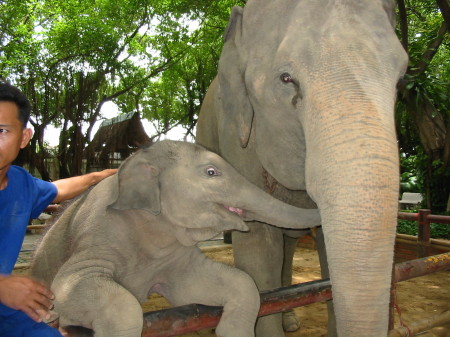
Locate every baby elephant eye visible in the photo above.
<box><xmin>280</xmin><ymin>72</ymin><xmax>293</xmax><ymax>83</ymax></box>
<box><xmin>206</xmin><ymin>167</ymin><xmax>219</xmax><ymax>176</ymax></box>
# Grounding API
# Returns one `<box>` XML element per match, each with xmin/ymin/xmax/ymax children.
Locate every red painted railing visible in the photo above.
<box><xmin>141</xmin><ymin>210</ymin><xmax>450</xmax><ymax>337</ymax></box>
<box><xmin>397</xmin><ymin>209</ymin><xmax>450</xmax><ymax>258</ymax></box>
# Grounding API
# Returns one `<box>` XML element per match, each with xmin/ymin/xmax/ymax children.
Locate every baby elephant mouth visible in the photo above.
<box><xmin>224</xmin><ymin>205</ymin><xmax>245</xmax><ymax>217</ymax></box>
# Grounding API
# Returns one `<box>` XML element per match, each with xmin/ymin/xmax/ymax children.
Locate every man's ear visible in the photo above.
<box><xmin>20</xmin><ymin>128</ymin><xmax>32</xmax><ymax>149</ymax></box>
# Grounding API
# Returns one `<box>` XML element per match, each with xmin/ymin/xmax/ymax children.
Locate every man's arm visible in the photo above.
<box><xmin>52</xmin><ymin>169</ymin><xmax>116</xmax><ymax>203</ymax></box>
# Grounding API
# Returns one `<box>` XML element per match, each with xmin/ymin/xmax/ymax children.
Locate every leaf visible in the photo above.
<box><xmin>406</xmin><ymin>81</ymin><xmax>415</xmax><ymax>89</ymax></box>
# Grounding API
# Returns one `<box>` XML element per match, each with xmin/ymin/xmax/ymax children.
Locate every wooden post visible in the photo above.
<box><xmin>417</xmin><ymin>209</ymin><xmax>431</xmax><ymax>257</ymax></box>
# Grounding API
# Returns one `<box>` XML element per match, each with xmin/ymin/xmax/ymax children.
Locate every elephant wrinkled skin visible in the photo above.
<box><xmin>30</xmin><ymin>140</ymin><xmax>321</xmax><ymax>337</ymax></box>
<box><xmin>196</xmin><ymin>0</ymin><xmax>408</xmax><ymax>336</ymax></box>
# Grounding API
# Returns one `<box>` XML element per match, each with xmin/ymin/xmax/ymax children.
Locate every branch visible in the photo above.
<box><xmin>397</xmin><ymin>0</ymin><xmax>409</xmax><ymax>52</ymax></box>
<box><xmin>436</xmin><ymin>0</ymin><xmax>450</xmax><ymax>31</ymax></box>
<box><xmin>408</xmin><ymin>20</ymin><xmax>448</xmax><ymax>76</ymax></box>
<box><xmin>107</xmin><ymin>61</ymin><xmax>174</xmax><ymax>102</ymax></box>
<box><xmin>111</xmin><ymin>12</ymin><xmax>150</xmax><ymax>64</ymax></box>
<box><xmin>148</xmin><ymin>120</ymin><xmax>184</xmax><ymax>142</ymax></box>
<box><xmin>84</xmin><ymin>54</ymin><xmax>181</xmax><ymax>140</ymax></box>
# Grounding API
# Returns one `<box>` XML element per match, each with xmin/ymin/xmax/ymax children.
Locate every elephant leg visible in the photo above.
<box><xmin>160</xmin><ymin>250</ymin><xmax>260</xmax><ymax>337</ymax></box>
<box><xmin>316</xmin><ymin>227</ymin><xmax>337</xmax><ymax>337</ymax></box>
<box><xmin>281</xmin><ymin>235</ymin><xmax>301</xmax><ymax>332</ymax></box>
<box><xmin>232</xmin><ymin>223</ymin><xmax>285</xmax><ymax>337</ymax></box>
<box><xmin>52</xmin><ymin>272</ymin><xmax>143</xmax><ymax>337</ymax></box>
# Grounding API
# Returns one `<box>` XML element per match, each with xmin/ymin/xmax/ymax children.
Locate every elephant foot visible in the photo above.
<box><xmin>282</xmin><ymin>310</ymin><xmax>301</xmax><ymax>332</ymax></box>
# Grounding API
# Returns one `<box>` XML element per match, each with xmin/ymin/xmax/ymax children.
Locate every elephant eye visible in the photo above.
<box><xmin>280</xmin><ymin>72</ymin><xmax>293</xmax><ymax>83</ymax></box>
<box><xmin>280</xmin><ymin>72</ymin><xmax>303</xmax><ymax>106</ymax></box>
<box><xmin>206</xmin><ymin>166</ymin><xmax>220</xmax><ymax>177</ymax></box>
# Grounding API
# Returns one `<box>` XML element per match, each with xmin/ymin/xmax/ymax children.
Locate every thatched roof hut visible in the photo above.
<box><xmin>86</xmin><ymin>111</ymin><xmax>152</xmax><ymax>170</ymax></box>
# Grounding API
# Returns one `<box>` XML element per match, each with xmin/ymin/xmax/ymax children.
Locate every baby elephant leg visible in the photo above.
<box><xmin>52</xmin><ymin>273</ymin><xmax>143</xmax><ymax>337</ymax></box>
<box><xmin>161</xmin><ymin>252</ymin><xmax>260</xmax><ymax>337</ymax></box>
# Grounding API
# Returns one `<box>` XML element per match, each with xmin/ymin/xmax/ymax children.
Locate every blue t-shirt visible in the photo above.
<box><xmin>0</xmin><ymin>166</ymin><xmax>60</xmax><ymax>334</ymax></box>
<box><xmin>0</xmin><ymin>166</ymin><xmax>57</xmax><ymax>275</ymax></box>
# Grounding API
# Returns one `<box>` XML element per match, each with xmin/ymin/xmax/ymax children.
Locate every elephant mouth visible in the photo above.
<box><xmin>223</xmin><ymin>205</ymin><xmax>260</xmax><ymax>222</ymax></box>
<box><xmin>176</xmin><ymin>205</ymin><xmax>250</xmax><ymax>245</ymax></box>
<box><xmin>223</xmin><ymin>205</ymin><xmax>245</xmax><ymax>217</ymax></box>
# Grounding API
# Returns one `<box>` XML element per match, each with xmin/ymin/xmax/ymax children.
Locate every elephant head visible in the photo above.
<box><xmin>210</xmin><ymin>0</ymin><xmax>408</xmax><ymax>335</ymax></box>
<box><xmin>109</xmin><ymin>140</ymin><xmax>320</xmax><ymax>246</ymax></box>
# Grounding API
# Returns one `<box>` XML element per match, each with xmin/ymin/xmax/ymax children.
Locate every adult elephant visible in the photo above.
<box><xmin>196</xmin><ymin>0</ymin><xmax>408</xmax><ymax>336</ymax></box>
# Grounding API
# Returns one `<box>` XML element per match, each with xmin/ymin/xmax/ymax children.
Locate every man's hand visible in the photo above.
<box><xmin>0</xmin><ymin>275</ymin><xmax>55</xmax><ymax>322</ymax></box>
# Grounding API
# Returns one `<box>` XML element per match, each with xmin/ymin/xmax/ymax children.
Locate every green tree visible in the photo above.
<box><xmin>5</xmin><ymin>0</ymin><xmax>448</xmax><ymax>216</ymax></box>
<box><xmin>136</xmin><ymin>0</ymin><xmax>245</xmax><ymax>139</ymax></box>
<box><xmin>396</xmin><ymin>0</ymin><xmax>450</xmax><ymax>211</ymax></box>
<box><xmin>0</xmin><ymin>0</ymin><xmax>245</xmax><ymax>178</ymax></box>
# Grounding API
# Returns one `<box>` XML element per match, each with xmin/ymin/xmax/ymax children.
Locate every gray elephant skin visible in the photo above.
<box><xmin>196</xmin><ymin>0</ymin><xmax>408</xmax><ymax>336</ymax></box>
<box><xmin>30</xmin><ymin>140</ymin><xmax>321</xmax><ymax>337</ymax></box>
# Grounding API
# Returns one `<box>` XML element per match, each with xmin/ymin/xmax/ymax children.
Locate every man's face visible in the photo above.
<box><xmin>0</xmin><ymin>101</ymin><xmax>32</xmax><ymax>173</ymax></box>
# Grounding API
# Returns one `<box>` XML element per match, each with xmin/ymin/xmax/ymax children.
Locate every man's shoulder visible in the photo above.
<box><xmin>6</xmin><ymin>166</ymin><xmax>57</xmax><ymax>217</ymax></box>
<box><xmin>9</xmin><ymin>165</ymin><xmax>33</xmax><ymax>180</ymax></box>
<box><xmin>8</xmin><ymin>166</ymin><xmax>53</xmax><ymax>192</ymax></box>
<box><xmin>5</xmin><ymin>166</ymin><xmax>37</xmax><ymax>195</ymax></box>
<box><xmin>6</xmin><ymin>166</ymin><xmax>37</xmax><ymax>190</ymax></box>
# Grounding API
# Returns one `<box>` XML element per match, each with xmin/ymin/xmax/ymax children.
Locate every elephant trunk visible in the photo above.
<box><xmin>223</xmin><ymin>171</ymin><xmax>321</xmax><ymax>230</ymax></box>
<box><xmin>320</xmin><ymin>206</ymin><xmax>398</xmax><ymax>336</ymax></box>
<box><xmin>305</xmin><ymin>86</ymin><xmax>400</xmax><ymax>336</ymax></box>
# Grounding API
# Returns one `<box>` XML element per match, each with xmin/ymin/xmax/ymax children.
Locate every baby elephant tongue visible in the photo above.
<box><xmin>224</xmin><ymin>205</ymin><xmax>245</xmax><ymax>216</ymax></box>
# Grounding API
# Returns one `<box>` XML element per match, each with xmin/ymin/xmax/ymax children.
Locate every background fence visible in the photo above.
<box><xmin>141</xmin><ymin>210</ymin><xmax>450</xmax><ymax>337</ymax></box>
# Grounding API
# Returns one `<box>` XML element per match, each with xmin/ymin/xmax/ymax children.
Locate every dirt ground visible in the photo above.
<box><xmin>14</xmin><ymin>242</ymin><xmax>450</xmax><ymax>337</ymax></box>
<box><xmin>141</xmin><ymin>245</ymin><xmax>450</xmax><ymax>337</ymax></box>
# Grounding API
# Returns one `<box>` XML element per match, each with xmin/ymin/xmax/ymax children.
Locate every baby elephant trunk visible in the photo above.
<box><xmin>230</xmin><ymin>178</ymin><xmax>321</xmax><ymax>230</ymax></box>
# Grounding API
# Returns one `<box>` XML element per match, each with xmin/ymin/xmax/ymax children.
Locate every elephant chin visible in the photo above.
<box><xmin>173</xmin><ymin>210</ymin><xmax>251</xmax><ymax>246</ymax></box>
<box><xmin>177</xmin><ymin>224</ymin><xmax>249</xmax><ymax>246</ymax></box>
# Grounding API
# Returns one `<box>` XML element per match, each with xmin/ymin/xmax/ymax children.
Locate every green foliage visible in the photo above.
<box><xmin>397</xmin><ymin>218</ymin><xmax>417</xmax><ymax>235</ymax></box>
<box><xmin>0</xmin><ymin>0</ymin><xmax>246</xmax><ymax>176</ymax></box>
<box><xmin>400</xmin><ymin>153</ymin><xmax>422</xmax><ymax>193</ymax></box>
<box><xmin>428</xmin><ymin>158</ymin><xmax>450</xmax><ymax>211</ymax></box>
<box><xmin>0</xmin><ymin>0</ymin><xmax>449</xmax><ymax>199</ymax></box>
<box><xmin>400</xmin><ymin>146</ymin><xmax>450</xmax><ymax>211</ymax></box>
<box><xmin>395</xmin><ymin>0</ymin><xmax>450</xmax><ymax>211</ymax></box>
<box><xmin>397</xmin><ymin>211</ymin><xmax>450</xmax><ymax>240</ymax></box>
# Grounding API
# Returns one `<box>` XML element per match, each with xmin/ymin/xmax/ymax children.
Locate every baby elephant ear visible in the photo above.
<box><xmin>108</xmin><ymin>158</ymin><xmax>161</xmax><ymax>215</ymax></box>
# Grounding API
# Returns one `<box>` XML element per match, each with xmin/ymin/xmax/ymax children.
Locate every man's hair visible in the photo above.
<box><xmin>0</xmin><ymin>80</ymin><xmax>31</xmax><ymax>128</ymax></box>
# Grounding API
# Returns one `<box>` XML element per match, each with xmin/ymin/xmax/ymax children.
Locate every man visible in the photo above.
<box><xmin>0</xmin><ymin>81</ymin><xmax>116</xmax><ymax>336</ymax></box>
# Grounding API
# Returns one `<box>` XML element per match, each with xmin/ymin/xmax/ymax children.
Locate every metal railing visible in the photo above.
<box><xmin>141</xmin><ymin>210</ymin><xmax>450</xmax><ymax>337</ymax></box>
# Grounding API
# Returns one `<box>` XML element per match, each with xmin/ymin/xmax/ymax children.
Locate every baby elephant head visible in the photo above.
<box><xmin>109</xmin><ymin>140</ymin><xmax>320</xmax><ymax>245</ymax></box>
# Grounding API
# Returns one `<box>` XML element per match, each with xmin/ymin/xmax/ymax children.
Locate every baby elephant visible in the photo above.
<box><xmin>31</xmin><ymin>140</ymin><xmax>320</xmax><ymax>337</ymax></box>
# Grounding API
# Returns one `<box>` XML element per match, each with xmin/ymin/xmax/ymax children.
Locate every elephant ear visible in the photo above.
<box><xmin>219</xmin><ymin>6</ymin><xmax>254</xmax><ymax>148</ymax></box>
<box><xmin>108</xmin><ymin>156</ymin><xmax>161</xmax><ymax>215</ymax></box>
